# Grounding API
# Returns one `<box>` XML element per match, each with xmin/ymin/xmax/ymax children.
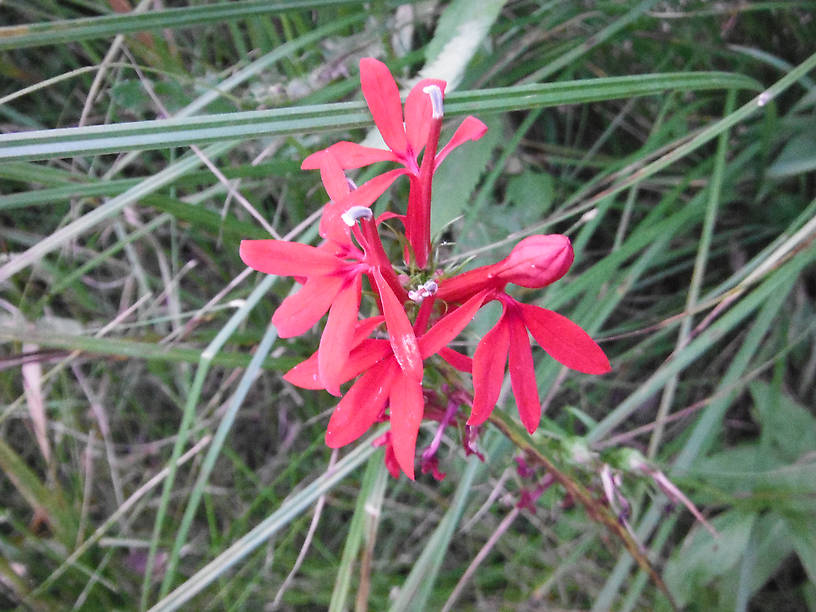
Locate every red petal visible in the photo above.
<box><xmin>325</xmin><ymin>360</ymin><xmax>395</xmax><ymax>448</ymax></box>
<box><xmin>350</xmin><ymin>169</ymin><xmax>408</xmax><ymax>206</ymax></box>
<box><xmin>340</xmin><ymin>339</ymin><xmax>392</xmax><ymax>381</ymax></box>
<box><xmin>435</xmin><ymin>116</ymin><xmax>488</xmax><ymax>167</ymax></box>
<box><xmin>519</xmin><ymin>303</ymin><xmax>611</xmax><ymax>375</ymax></box>
<box><xmin>359</xmin><ymin>58</ymin><xmax>408</xmax><ymax>156</ymax></box>
<box><xmin>318</xmin><ymin>276</ymin><xmax>362</xmax><ymax>396</ymax></box>
<box><xmin>239</xmin><ymin>240</ymin><xmax>340</xmax><ymax>277</ymax></box>
<box><xmin>285</xmin><ymin>338</ymin><xmax>391</xmax><ymax>390</ymax></box>
<box><xmin>272</xmin><ymin>275</ymin><xmax>343</xmax><ymax>338</ymax></box>
<box><xmin>438</xmin><ymin>347</ymin><xmax>472</xmax><ymax>372</ymax></box>
<box><xmin>419</xmin><ymin>289</ymin><xmax>487</xmax><ymax>358</ymax></box>
<box><xmin>283</xmin><ymin>317</ymin><xmax>385</xmax><ymax>390</ymax></box>
<box><xmin>318</xmin><ymin>201</ymin><xmax>352</xmax><ymax>245</ymax></box>
<box><xmin>318</xmin><ymin>150</ymin><xmax>350</xmax><ymax>202</ymax></box>
<box><xmin>468</xmin><ymin>308</ymin><xmax>510</xmax><ymax>427</ymax></box>
<box><xmin>282</xmin><ymin>352</ymin><xmax>321</xmax><ymax>389</ymax></box>
<box><xmin>372</xmin><ymin>267</ymin><xmax>423</xmax><ymax>381</ymax></box>
<box><xmin>376</xmin><ymin>211</ymin><xmax>405</xmax><ymax>226</ymax></box>
<box><xmin>319</xmin><ymin>169</ymin><xmax>407</xmax><ymax>243</ymax></box>
<box><xmin>404</xmin><ymin>78</ymin><xmax>446</xmax><ymax>154</ymax></box>
<box><xmin>506</xmin><ymin>310</ymin><xmax>541</xmax><ymax>433</ymax></box>
<box><xmin>309</xmin><ymin>141</ymin><xmax>399</xmax><ymax>170</ymax></box>
<box><xmin>435</xmin><ymin>264</ymin><xmax>496</xmax><ymax>303</ymax></box>
<box><xmin>383</xmin><ymin>442</ymin><xmax>401</xmax><ymax>479</ymax></box>
<box><xmin>351</xmin><ymin>316</ymin><xmax>385</xmax><ymax>344</ymax></box>
<box><xmin>388</xmin><ymin>372</ymin><xmax>424</xmax><ymax>479</ymax></box>
<box><xmin>301</xmin><ymin>149</ymin><xmax>328</xmax><ymax>170</ymax></box>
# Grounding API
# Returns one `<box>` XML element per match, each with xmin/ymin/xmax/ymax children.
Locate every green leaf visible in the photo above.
<box><xmin>0</xmin><ymin>72</ymin><xmax>761</xmax><ymax>162</ymax></box>
<box><xmin>664</xmin><ymin>511</ymin><xmax>756</xmax><ymax>608</ymax></box>
<box><xmin>0</xmin><ymin>0</ymin><xmax>371</xmax><ymax>51</ymax></box>
<box><xmin>750</xmin><ymin>380</ymin><xmax>816</xmax><ymax>461</ymax></box>
<box><xmin>430</xmin><ymin>115</ymin><xmax>502</xmax><ymax>238</ymax></box>
<box><xmin>505</xmin><ymin>170</ymin><xmax>554</xmax><ymax>214</ymax></box>
<box><xmin>422</xmin><ymin>0</ymin><xmax>507</xmax><ymax>88</ymax></box>
<box><xmin>0</xmin><ymin>438</ymin><xmax>75</xmax><ymax>547</ymax></box>
<box><xmin>767</xmin><ymin>128</ymin><xmax>816</xmax><ymax>178</ymax></box>
<box><xmin>786</xmin><ymin>514</ymin><xmax>816</xmax><ymax>585</ymax></box>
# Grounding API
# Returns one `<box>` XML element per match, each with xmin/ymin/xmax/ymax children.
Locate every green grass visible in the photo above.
<box><xmin>1</xmin><ymin>1</ymin><xmax>815</xmax><ymax>610</ymax></box>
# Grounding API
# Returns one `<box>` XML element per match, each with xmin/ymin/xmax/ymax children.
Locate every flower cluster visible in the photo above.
<box><xmin>240</xmin><ymin>58</ymin><xmax>610</xmax><ymax>479</ymax></box>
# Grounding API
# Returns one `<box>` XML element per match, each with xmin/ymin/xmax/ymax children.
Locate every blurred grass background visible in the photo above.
<box><xmin>1</xmin><ymin>1</ymin><xmax>815</xmax><ymax>610</ymax></box>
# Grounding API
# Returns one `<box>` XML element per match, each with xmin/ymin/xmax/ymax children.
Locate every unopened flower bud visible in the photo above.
<box><xmin>495</xmin><ymin>234</ymin><xmax>574</xmax><ymax>288</ymax></box>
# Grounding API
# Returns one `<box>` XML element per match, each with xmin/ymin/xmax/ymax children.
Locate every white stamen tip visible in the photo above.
<box><xmin>341</xmin><ymin>206</ymin><xmax>373</xmax><ymax>227</ymax></box>
<box><xmin>345</xmin><ymin>177</ymin><xmax>358</xmax><ymax>191</ymax></box>
<box><xmin>408</xmin><ymin>280</ymin><xmax>438</xmax><ymax>304</ymax></box>
<box><xmin>423</xmin><ymin>85</ymin><xmax>444</xmax><ymax>119</ymax></box>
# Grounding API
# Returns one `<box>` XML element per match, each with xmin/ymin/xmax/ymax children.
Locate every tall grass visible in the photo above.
<box><xmin>1</xmin><ymin>1</ymin><xmax>815</xmax><ymax>610</ymax></box>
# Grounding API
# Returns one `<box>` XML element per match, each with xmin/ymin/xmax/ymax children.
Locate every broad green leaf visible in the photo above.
<box><xmin>750</xmin><ymin>380</ymin><xmax>816</xmax><ymax>461</ymax></box>
<box><xmin>767</xmin><ymin>128</ymin><xmax>816</xmax><ymax>178</ymax></box>
<box><xmin>786</xmin><ymin>514</ymin><xmax>816</xmax><ymax>585</ymax></box>
<box><xmin>505</xmin><ymin>170</ymin><xmax>554</xmax><ymax>213</ymax></box>
<box><xmin>430</xmin><ymin>115</ymin><xmax>502</xmax><ymax>238</ymax></box>
<box><xmin>664</xmin><ymin>511</ymin><xmax>756</xmax><ymax>608</ymax></box>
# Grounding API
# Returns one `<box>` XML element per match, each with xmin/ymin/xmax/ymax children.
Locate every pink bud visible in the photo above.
<box><xmin>494</xmin><ymin>235</ymin><xmax>573</xmax><ymax>288</ymax></box>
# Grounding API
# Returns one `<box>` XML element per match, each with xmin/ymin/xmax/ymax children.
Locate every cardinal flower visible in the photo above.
<box><xmin>239</xmin><ymin>238</ymin><xmax>366</xmax><ymax>396</ymax></box>
<box><xmin>303</xmin><ymin>58</ymin><xmax>488</xmax><ymax>269</ymax></box>
<box><xmin>437</xmin><ymin>235</ymin><xmax>611</xmax><ymax>433</ymax></box>
<box><xmin>240</xmin><ymin>150</ymin><xmax>412</xmax><ymax>395</ymax></box>
<box><xmin>285</xmin><ymin>286</ymin><xmax>488</xmax><ymax>479</ymax></box>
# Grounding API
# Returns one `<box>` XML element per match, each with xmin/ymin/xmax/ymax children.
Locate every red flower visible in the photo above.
<box><xmin>285</xmin><ymin>288</ymin><xmax>488</xmax><ymax>479</ymax></box>
<box><xmin>239</xmin><ymin>239</ymin><xmax>366</xmax><ymax>396</ymax></box>
<box><xmin>241</xmin><ymin>57</ymin><xmax>611</xmax><ymax>481</ymax></box>
<box><xmin>302</xmin><ymin>58</ymin><xmax>487</xmax><ymax>269</ymax></box>
<box><xmin>437</xmin><ymin>235</ymin><xmax>611</xmax><ymax>432</ymax></box>
<box><xmin>470</xmin><ymin>294</ymin><xmax>610</xmax><ymax>433</ymax></box>
<box><xmin>240</xmin><ymin>151</ymin><xmax>412</xmax><ymax>395</ymax></box>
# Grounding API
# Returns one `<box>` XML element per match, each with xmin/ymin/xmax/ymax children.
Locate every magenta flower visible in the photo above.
<box><xmin>302</xmin><ymin>58</ymin><xmax>487</xmax><ymax>269</ymax></box>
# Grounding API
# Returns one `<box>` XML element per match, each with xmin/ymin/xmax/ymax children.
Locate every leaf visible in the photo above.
<box><xmin>749</xmin><ymin>380</ymin><xmax>816</xmax><ymax>461</ymax></box>
<box><xmin>430</xmin><ymin>115</ymin><xmax>502</xmax><ymax>238</ymax></box>
<box><xmin>505</xmin><ymin>170</ymin><xmax>554</xmax><ymax>213</ymax></box>
<box><xmin>786</xmin><ymin>514</ymin><xmax>816</xmax><ymax>585</ymax></box>
<box><xmin>664</xmin><ymin>511</ymin><xmax>756</xmax><ymax>608</ymax></box>
<box><xmin>767</xmin><ymin>128</ymin><xmax>816</xmax><ymax>178</ymax></box>
<box><xmin>421</xmin><ymin>0</ymin><xmax>507</xmax><ymax>89</ymax></box>
<box><xmin>0</xmin><ymin>438</ymin><xmax>74</xmax><ymax>546</ymax></box>
<box><xmin>691</xmin><ymin>445</ymin><xmax>816</xmax><ymax>513</ymax></box>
